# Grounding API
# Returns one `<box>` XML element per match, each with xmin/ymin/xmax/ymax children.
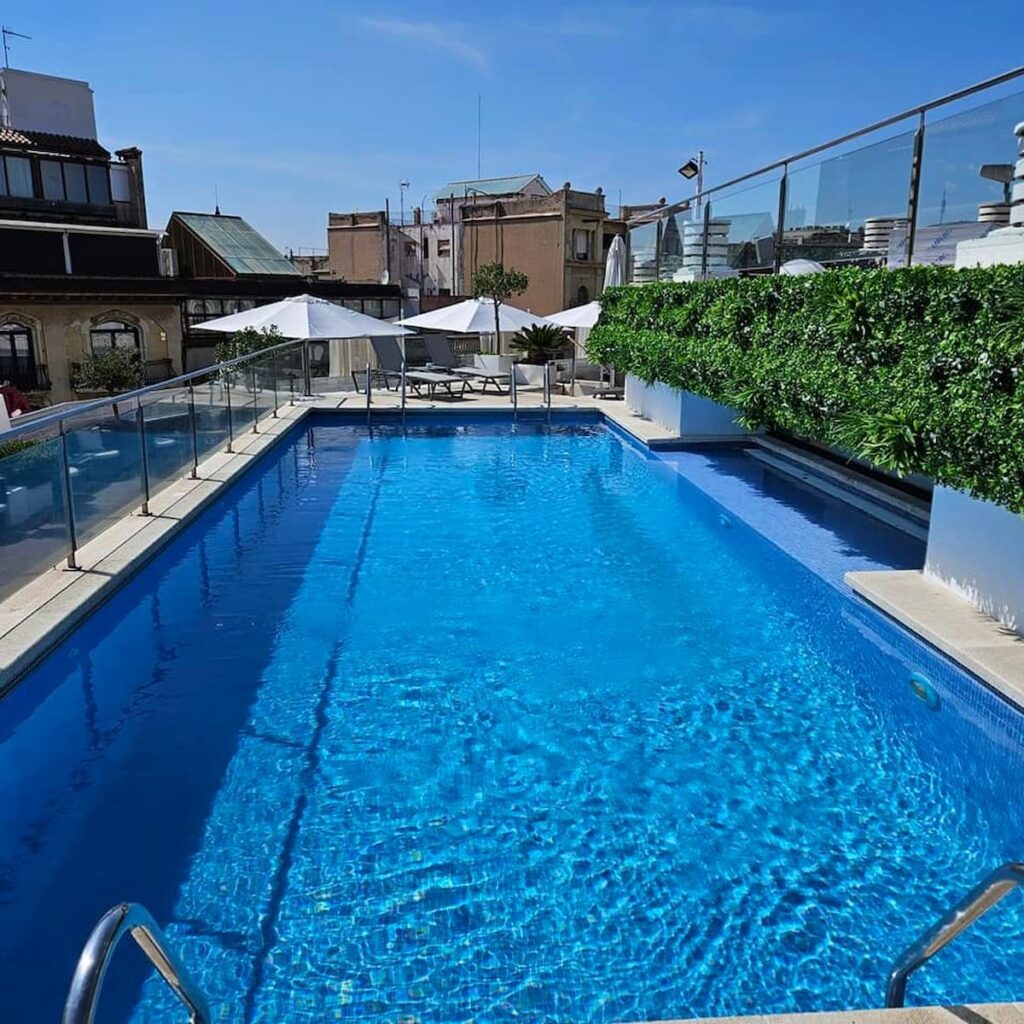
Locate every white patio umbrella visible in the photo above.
<box><xmin>397</xmin><ymin>297</ymin><xmax>553</xmax><ymax>334</ymax></box>
<box><xmin>546</xmin><ymin>301</ymin><xmax>601</xmax><ymax>329</ymax></box>
<box><xmin>194</xmin><ymin>293</ymin><xmax>410</xmax><ymax>339</ymax></box>
<box><xmin>604</xmin><ymin>234</ymin><xmax>627</xmax><ymax>289</ymax></box>
<box><xmin>195</xmin><ymin>293</ymin><xmax>411</xmax><ymax>386</ymax></box>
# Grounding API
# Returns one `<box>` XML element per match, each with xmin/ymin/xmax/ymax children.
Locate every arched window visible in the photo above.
<box><xmin>0</xmin><ymin>320</ymin><xmax>39</xmax><ymax>390</ymax></box>
<box><xmin>90</xmin><ymin>319</ymin><xmax>140</xmax><ymax>354</ymax></box>
<box><xmin>576</xmin><ymin>285</ymin><xmax>589</xmax><ymax>306</ymax></box>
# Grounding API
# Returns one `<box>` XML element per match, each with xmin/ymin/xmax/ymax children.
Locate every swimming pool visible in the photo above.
<box><xmin>2</xmin><ymin>414</ymin><xmax>1023</xmax><ymax>1023</ymax></box>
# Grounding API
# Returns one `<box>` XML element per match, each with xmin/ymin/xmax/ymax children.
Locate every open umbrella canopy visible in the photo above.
<box><xmin>604</xmin><ymin>234</ymin><xmax>627</xmax><ymax>289</ymax></box>
<box><xmin>546</xmin><ymin>301</ymin><xmax>602</xmax><ymax>329</ymax></box>
<box><xmin>195</xmin><ymin>293</ymin><xmax>411</xmax><ymax>339</ymax></box>
<box><xmin>397</xmin><ymin>298</ymin><xmax>553</xmax><ymax>334</ymax></box>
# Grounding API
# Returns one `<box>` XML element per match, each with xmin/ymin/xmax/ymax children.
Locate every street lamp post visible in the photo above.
<box><xmin>399</xmin><ymin>179</ymin><xmax>410</xmax><ymax>297</ymax></box>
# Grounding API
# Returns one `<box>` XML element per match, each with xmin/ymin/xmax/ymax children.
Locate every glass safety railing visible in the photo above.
<box><xmin>0</xmin><ymin>338</ymin><xmax>306</xmax><ymax>605</ymax></box>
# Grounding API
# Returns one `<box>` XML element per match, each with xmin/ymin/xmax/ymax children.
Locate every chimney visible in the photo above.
<box><xmin>413</xmin><ymin>206</ymin><xmax>422</xmax><ymax>226</ymax></box>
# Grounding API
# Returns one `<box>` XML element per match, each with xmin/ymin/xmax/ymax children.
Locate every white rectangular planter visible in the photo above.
<box><xmin>624</xmin><ymin>375</ymin><xmax>749</xmax><ymax>439</ymax></box>
<box><xmin>925</xmin><ymin>484</ymin><xmax>1024</xmax><ymax>632</ymax></box>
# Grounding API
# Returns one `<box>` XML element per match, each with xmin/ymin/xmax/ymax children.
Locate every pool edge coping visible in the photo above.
<box><xmin>644</xmin><ymin>1001</ymin><xmax>1024</xmax><ymax>1024</ymax></box>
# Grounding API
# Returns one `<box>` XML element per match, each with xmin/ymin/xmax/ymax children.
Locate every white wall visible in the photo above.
<box><xmin>1</xmin><ymin>69</ymin><xmax>97</xmax><ymax>139</ymax></box>
<box><xmin>925</xmin><ymin>484</ymin><xmax>1024</xmax><ymax>632</ymax></box>
<box><xmin>625</xmin><ymin>375</ymin><xmax>749</xmax><ymax>439</ymax></box>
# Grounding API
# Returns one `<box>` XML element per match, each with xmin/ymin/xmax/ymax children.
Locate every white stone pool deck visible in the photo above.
<box><xmin>650</xmin><ymin>1004</ymin><xmax>1024</xmax><ymax>1024</ymax></box>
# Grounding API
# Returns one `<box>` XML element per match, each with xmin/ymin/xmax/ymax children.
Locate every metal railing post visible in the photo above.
<box><xmin>400</xmin><ymin>359</ymin><xmax>406</xmax><ymax>430</ymax></box>
<box><xmin>271</xmin><ymin>353</ymin><xmax>279</xmax><ymax>417</ymax></box>
<box><xmin>700</xmin><ymin>201</ymin><xmax>711</xmax><ymax>280</ymax></box>
<box><xmin>511</xmin><ymin>361</ymin><xmax>518</xmax><ymax>421</ymax></box>
<box><xmin>250</xmin><ymin>363</ymin><xmax>259</xmax><ymax>433</ymax></box>
<box><xmin>57</xmin><ymin>420</ymin><xmax>79</xmax><ymax>570</ymax></box>
<box><xmin>904</xmin><ymin>110</ymin><xmax>926</xmax><ymax>268</ymax></box>
<box><xmin>773</xmin><ymin>166</ymin><xmax>788</xmax><ymax>274</ymax></box>
<box><xmin>302</xmin><ymin>339</ymin><xmax>312</xmax><ymax>397</ymax></box>
<box><xmin>365</xmin><ymin>361</ymin><xmax>372</xmax><ymax>426</ymax></box>
<box><xmin>188</xmin><ymin>384</ymin><xmax>199</xmax><ymax>480</ymax></box>
<box><xmin>136</xmin><ymin>397</ymin><xmax>151</xmax><ymax>516</ymax></box>
<box><xmin>225</xmin><ymin>376</ymin><xmax>234</xmax><ymax>453</ymax></box>
<box><xmin>545</xmin><ymin>360</ymin><xmax>552</xmax><ymax>422</ymax></box>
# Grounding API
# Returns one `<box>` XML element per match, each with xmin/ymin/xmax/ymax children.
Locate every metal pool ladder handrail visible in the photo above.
<box><xmin>886</xmin><ymin>861</ymin><xmax>1024</xmax><ymax>1007</ymax></box>
<box><xmin>63</xmin><ymin>902</ymin><xmax>211</xmax><ymax>1024</ymax></box>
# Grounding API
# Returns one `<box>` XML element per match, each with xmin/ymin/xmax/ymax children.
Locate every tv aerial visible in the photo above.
<box><xmin>2</xmin><ymin>26</ymin><xmax>31</xmax><ymax>68</ymax></box>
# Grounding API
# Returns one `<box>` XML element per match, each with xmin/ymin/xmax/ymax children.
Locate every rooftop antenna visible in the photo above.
<box><xmin>214</xmin><ymin>183</ymin><xmax>220</xmax><ymax>216</ymax></box>
<box><xmin>1</xmin><ymin>26</ymin><xmax>31</xmax><ymax>69</ymax></box>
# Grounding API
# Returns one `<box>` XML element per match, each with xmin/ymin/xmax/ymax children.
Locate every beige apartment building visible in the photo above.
<box><xmin>326</xmin><ymin>175</ymin><xmax>626</xmax><ymax>316</ymax></box>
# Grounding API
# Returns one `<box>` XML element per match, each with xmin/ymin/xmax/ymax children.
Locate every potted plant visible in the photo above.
<box><xmin>509</xmin><ymin>324</ymin><xmax>570</xmax><ymax>387</ymax></box>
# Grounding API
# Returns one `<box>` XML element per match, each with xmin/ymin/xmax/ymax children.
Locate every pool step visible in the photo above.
<box><xmin>748</xmin><ymin>437</ymin><xmax>931</xmax><ymax>541</ymax></box>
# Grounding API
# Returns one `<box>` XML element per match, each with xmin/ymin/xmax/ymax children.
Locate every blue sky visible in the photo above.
<box><xmin>16</xmin><ymin>1</ymin><xmax>1024</xmax><ymax>251</ymax></box>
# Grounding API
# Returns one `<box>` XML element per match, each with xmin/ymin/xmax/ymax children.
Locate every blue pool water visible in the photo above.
<box><xmin>2</xmin><ymin>414</ymin><xmax>1024</xmax><ymax>1023</ymax></box>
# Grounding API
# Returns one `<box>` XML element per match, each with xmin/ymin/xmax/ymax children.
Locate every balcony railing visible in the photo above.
<box><xmin>628</xmin><ymin>65</ymin><xmax>1024</xmax><ymax>283</ymax></box>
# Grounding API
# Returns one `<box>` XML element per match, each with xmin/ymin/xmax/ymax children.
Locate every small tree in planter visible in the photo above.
<box><xmin>471</xmin><ymin>262</ymin><xmax>529</xmax><ymax>347</ymax></box>
<box><xmin>73</xmin><ymin>347</ymin><xmax>143</xmax><ymax>395</ymax></box>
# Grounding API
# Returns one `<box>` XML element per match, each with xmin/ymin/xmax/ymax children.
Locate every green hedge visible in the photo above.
<box><xmin>588</xmin><ymin>265</ymin><xmax>1024</xmax><ymax>512</ymax></box>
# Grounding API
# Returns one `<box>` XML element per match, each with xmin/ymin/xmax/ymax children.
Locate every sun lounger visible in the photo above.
<box><xmin>357</xmin><ymin>337</ymin><xmax>468</xmax><ymax>400</ymax></box>
<box><xmin>421</xmin><ymin>336</ymin><xmax>509</xmax><ymax>393</ymax></box>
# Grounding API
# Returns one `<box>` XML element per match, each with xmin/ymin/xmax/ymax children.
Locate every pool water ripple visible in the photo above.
<box><xmin>2</xmin><ymin>419</ymin><xmax>1023</xmax><ymax>1023</ymax></box>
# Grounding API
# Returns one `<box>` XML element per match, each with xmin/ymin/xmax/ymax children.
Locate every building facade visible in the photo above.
<box><xmin>0</xmin><ymin>69</ymin><xmax>399</xmax><ymax>405</ymax></box>
<box><xmin>326</xmin><ymin>175</ymin><xmax>625</xmax><ymax>316</ymax></box>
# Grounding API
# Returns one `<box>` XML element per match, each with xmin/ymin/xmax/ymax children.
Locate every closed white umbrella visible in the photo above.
<box><xmin>546</xmin><ymin>301</ymin><xmax>601</xmax><ymax>328</ymax></box>
<box><xmin>604</xmin><ymin>234</ymin><xmax>627</xmax><ymax>289</ymax></box>
<box><xmin>194</xmin><ymin>293</ymin><xmax>410</xmax><ymax>339</ymax></box>
<box><xmin>397</xmin><ymin>298</ymin><xmax>553</xmax><ymax>334</ymax></box>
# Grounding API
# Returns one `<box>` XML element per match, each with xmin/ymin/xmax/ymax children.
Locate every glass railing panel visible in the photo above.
<box><xmin>912</xmin><ymin>89</ymin><xmax>1024</xmax><ymax>265</ymax></box>
<box><xmin>274</xmin><ymin>344</ymin><xmax>304</xmax><ymax>403</ymax></box>
<box><xmin>223</xmin><ymin>368</ymin><xmax>254</xmax><ymax>440</ymax></box>
<box><xmin>707</xmin><ymin>176</ymin><xmax>782</xmax><ymax>273</ymax></box>
<box><xmin>252</xmin><ymin>355</ymin><xmax>277</xmax><ymax>423</ymax></box>
<box><xmin>140</xmin><ymin>387</ymin><xmax>193</xmax><ymax>497</ymax></box>
<box><xmin>782</xmin><ymin>127</ymin><xmax>916</xmax><ymax>267</ymax></box>
<box><xmin>190</xmin><ymin>377</ymin><xmax>231</xmax><ymax>461</ymax></box>
<box><xmin>62</xmin><ymin>401</ymin><xmax>144</xmax><ymax>547</ymax></box>
<box><xmin>658</xmin><ymin>208</ymin><xmax>699</xmax><ymax>282</ymax></box>
<box><xmin>628</xmin><ymin>221</ymin><xmax>658</xmax><ymax>284</ymax></box>
<box><xmin>0</xmin><ymin>423</ymin><xmax>70</xmax><ymax>602</ymax></box>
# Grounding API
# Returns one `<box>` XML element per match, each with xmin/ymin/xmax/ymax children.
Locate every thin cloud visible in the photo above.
<box><xmin>359</xmin><ymin>17</ymin><xmax>487</xmax><ymax>70</ymax></box>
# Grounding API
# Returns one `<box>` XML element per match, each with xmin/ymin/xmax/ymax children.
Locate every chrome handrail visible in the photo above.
<box><xmin>886</xmin><ymin>861</ymin><xmax>1024</xmax><ymax>1007</ymax></box>
<box><xmin>63</xmin><ymin>902</ymin><xmax>210</xmax><ymax>1024</ymax></box>
<box><xmin>2</xmin><ymin>337</ymin><xmax>303</xmax><ymax>442</ymax></box>
<box><xmin>630</xmin><ymin>64</ymin><xmax>1024</xmax><ymax>224</ymax></box>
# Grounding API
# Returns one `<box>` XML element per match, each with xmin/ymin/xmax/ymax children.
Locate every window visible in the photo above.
<box><xmin>382</xmin><ymin>299</ymin><xmax>401</xmax><ymax>318</ymax></box>
<box><xmin>0</xmin><ymin>321</ymin><xmax>38</xmax><ymax>390</ymax></box>
<box><xmin>4</xmin><ymin>156</ymin><xmax>33</xmax><ymax>198</ymax></box>
<box><xmin>438</xmin><ymin>238</ymin><xmax>451</xmax><ymax>258</ymax></box>
<box><xmin>64</xmin><ymin>163</ymin><xmax>88</xmax><ymax>203</ymax></box>
<box><xmin>422</xmin><ymin>237</ymin><xmax>429</xmax><ymax>259</ymax></box>
<box><xmin>577</xmin><ymin>285</ymin><xmax>590</xmax><ymax>305</ymax></box>
<box><xmin>41</xmin><ymin>160</ymin><xmax>65</xmax><ymax>201</ymax></box>
<box><xmin>90</xmin><ymin>319</ymin><xmax>140</xmax><ymax>354</ymax></box>
<box><xmin>85</xmin><ymin>163</ymin><xmax>111</xmax><ymax>206</ymax></box>
<box><xmin>573</xmin><ymin>229</ymin><xmax>593</xmax><ymax>261</ymax></box>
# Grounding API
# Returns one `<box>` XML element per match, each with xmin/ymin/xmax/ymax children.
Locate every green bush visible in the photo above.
<box><xmin>588</xmin><ymin>264</ymin><xmax>1024</xmax><ymax>512</ymax></box>
<box><xmin>73</xmin><ymin>347</ymin><xmax>143</xmax><ymax>394</ymax></box>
